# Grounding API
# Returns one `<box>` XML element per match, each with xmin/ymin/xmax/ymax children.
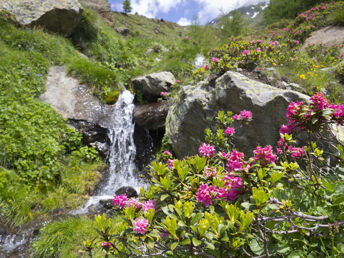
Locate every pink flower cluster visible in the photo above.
<box><xmin>288</xmin><ymin>146</ymin><xmax>306</xmax><ymax>160</ymax></box>
<box><xmin>204</xmin><ymin>167</ymin><xmax>218</xmax><ymax>178</ymax></box>
<box><xmin>269</xmin><ymin>41</ymin><xmax>279</xmax><ymax>47</ymax></box>
<box><xmin>163</xmin><ymin>150</ymin><xmax>172</xmax><ymax>156</ymax></box>
<box><xmin>310</xmin><ymin>92</ymin><xmax>329</xmax><ymax>110</ymax></box>
<box><xmin>196</xmin><ymin>184</ymin><xmax>217</xmax><ymax>207</ymax></box>
<box><xmin>198</xmin><ymin>143</ymin><xmax>215</xmax><ymax>158</ymax></box>
<box><xmin>243</xmin><ymin>50</ymin><xmax>250</xmax><ymax>55</ymax></box>
<box><xmin>277</xmin><ymin>138</ymin><xmax>305</xmax><ymax>160</ymax></box>
<box><xmin>226</xmin><ymin>150</ymin><xmax>246</xmax><ymax>172</ymax></box>
<box><xmin>224</xmin><ymin>127</ymin><xmax>235</xmax><ymax>136</ymax></box>
<box><xmin>223</xmin><ymin>175</ymin><xmax>244</xmax><ymax>200</ymax></box>
<box><xmin>160</xmin><ymin>92</ymin><xmax>171</xmax><ymax>97</ymax></box>
<box><xmin>167</xmin><ymin>159</ymin><xmax>174</xmax><ymax>169</ymax></box>
<box><xmin>101</xmin><ymin>242</ymin><xmax>111</xmax><ymax>248</ymax></box>
<box><xmin>113</xmin><ymin>194</ymin><xmax>156</xmax><ymax>212</ymax></box>
<box><xmin>133</xmin><ymin>218</ymin><xmax>149</xmax><ymax>235</ymax></box>
<box><xmin>196</xmin><ymin>178</ymin><xmax>243</xmax><ymax>206</ymax></box>
<box><xmin>233</xmin><ymin>110</ymin><xmax>252</xmax><ymax>121</ymax></box>
<box><xmin>212</xmin><ymin>57</ymin><xmax>219</xmax><ymax>63</ymax></box>
<box><xmin>141</xmin><ymin>200</ymin><xmax>156</xmax><ymax>212</ymax></box>
<box><xmin>253</xmin><ymin>145</ymin><xmax>276</xmax><ymax>165</ymax></box>
<box><xmin>280</xmin><ymin>93</ymin><xmax>344</xmax><ymax>134</ymax></box>
<box><xmin>113</xmin><ymin>194</ymin><xmax>128</xmax><ymax>208</ymax></box>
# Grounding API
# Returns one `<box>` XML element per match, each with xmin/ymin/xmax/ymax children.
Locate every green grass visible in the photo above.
<box><xmin>31</xmin><ymin>215</ymin><xmax>127</xmax><ymax>257</ymax></box>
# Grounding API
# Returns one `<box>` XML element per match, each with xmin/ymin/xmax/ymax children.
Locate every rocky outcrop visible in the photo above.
<box><xmin>132</xmin><ymin>72</ymin><xmax>176</xmax><ymax>102</ymax></box>
<box><xmin>303</xmin><ymin>26</ymin><xmax>344</xmax><ymax>51</ymax></box>
<box><xmin>166</xmin><ymin>71</ymin><xmax>309</xmax><ymax>158</ymax></box>
<box><xmin>80</xmin><ymin>0</ymin><xmax>111</xmax><ymax>18</ymax></box>
<box><xmin>0</xmin><ymin>0</ymin><xmax>82</xmax><ymax>36</ymax></box>
<box><xmin>40</xmin><ymin>66</ymin><xmax>114</xmax><ymax>155</ymax></box>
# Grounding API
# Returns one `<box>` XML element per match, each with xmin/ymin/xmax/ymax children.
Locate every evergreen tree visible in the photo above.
<box><xmin>123</xmin><ymin>0</ymin><xmax>132</xmax><ymax>14</ymax></box>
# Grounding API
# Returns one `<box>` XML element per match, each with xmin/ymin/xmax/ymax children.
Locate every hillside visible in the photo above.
<box><xmin>0</xmin><ymin>0</ymin><xmax>344</xmax><ymax>257</ymax></box>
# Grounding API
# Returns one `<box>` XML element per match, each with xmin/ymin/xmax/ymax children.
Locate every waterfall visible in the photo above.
<box><xmin>74</xmin><ymin>90</ymin><xmax>146</xmax><ymax>214</ymax></box>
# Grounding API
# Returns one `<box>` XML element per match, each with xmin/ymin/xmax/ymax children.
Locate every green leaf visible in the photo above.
<box><xmin>206</xmin><ymin>242</ymin><xmax>215</xmax><ymax>250</ymax></box>
<box><xmin>252</xmin><ymin>187</ymin><xmax>270</xmax><ymax>206</ymax></box>
<box><xmin>270</xmin><ymin>171</ymin><xmax>285</xmax><ymax>185</ymax></box>
<box><xmin>170</xmin><ymin>242</ymin><xmax>179</xmax><ymax>251</ymax></box>
<box><xmin>278</xmin><ymin>246</ymin><xmax>290</xmax><ymax>254</ymax></box>
<box><xmin>199</xmin><ymin>219</ymin><xmax>209</xmax><ymax>236</ymax></box>
<box><xmin>191</xmin><ymin>212</ymin><xmax>203</xmax><ymax>225</ymax></box>
<box><xmin>161</xmin><ymin>194</ymin><xmax>169</xmax><ymax>201</ymax></box>
<box><xmin>249</xmin><ymin>239</ymin><xmax>264</xmax><ymax>255</ymax></box>
<box><xmin>192</xmin><ymin>237</ymin><xmax>202</xmax><ymax>247</ymax></box>
<box><xmin>184</xmin><ymin>201</ymin><xmax>195</xmax><ymax>219</ymax></box>
<box><xmin>153</xmin><ymin>161</ymin><xmax>167</xmax><ymax>176</ymax></box>
<box><xmin>182</xmin><ymin>238</ymin><xmax>191</xmax><ymax>245</ymax></box>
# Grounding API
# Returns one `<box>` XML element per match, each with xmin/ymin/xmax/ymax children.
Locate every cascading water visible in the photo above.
<box><xmin>74</xmin><ymin>90</ymin><xmax>146</xmax><ymax>214</ymax></box>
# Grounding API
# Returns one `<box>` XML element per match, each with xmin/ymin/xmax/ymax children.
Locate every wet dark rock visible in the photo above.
<box><xmin>99</xmin><ymin>199</ymin><xmax>114</xmax><ymax>209</ymax></box>
<box><xmin>134</xmin><ymin>125</ymin><xmax>164</xmax><ymax>170</ymax></box>
<box><xmin>115</xmin><ymin>186</ymin><xmax>138</xmax><ymax>198</ymax></box>
<box><xmin>134</xmin><ymin>100</ymin><xmax>172</xmax><ymax>130</ymax></box>
<box><xmin>69</xmin><ymin>119</ymin><xmax>110</xmax><ymax>157</ymax></box>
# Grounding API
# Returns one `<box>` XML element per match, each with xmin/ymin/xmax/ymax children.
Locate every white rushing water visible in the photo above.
<box><xmin>74</xmin><ymin>90</ymin><xmax>146</xmax><ymax>214</ymax></box>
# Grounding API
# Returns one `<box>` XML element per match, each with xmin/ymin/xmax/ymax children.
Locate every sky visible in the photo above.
<box><xmin>109</xmin><ymin>0</ymin><xmax>269</xmax><ymax>25</ymax></box>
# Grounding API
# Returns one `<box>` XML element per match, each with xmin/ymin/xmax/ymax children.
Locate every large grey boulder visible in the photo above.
<box><xmin>0</xmin><ymin>0</ymin><xmax>82</xmax><ymax>36</ymax></box>
<box><xmin>132</xmin><ymin>72</ymin><xmax>176</xmax><ymax>102</ymax></box>
<box><xmin>166</xmin><ymin>71</ymin><xmax>310</xmax><ymax>158</ymax></box>
<box><xmin>302</xmin><ymin>26</ymin><xmax>344</xmax><ymax>51</ymax></box>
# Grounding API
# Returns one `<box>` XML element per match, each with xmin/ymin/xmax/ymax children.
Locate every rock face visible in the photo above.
<box><xmin>0</xmin><ymin>0</ymin><xmax>82</xmax><ymax>36</ymax></box>
<box><xmin>132</xmin><ymin>72</ymin><xmax>176</xmax><ymax>102</ymax></box>
<box><xmin>166</xmin><ymin>71</ymin><xmax>309</xmax><ymax>158</ymax></box>
<box><xmin>80</xmin><ymin>0</ymin><xmax>111</xmax><ymax>18</ymax></box>
<box><xmin>40</xmin><ymin>66</ymin><xmax>114</xmax><ymax>155</ymax></box>
<box><xmin>303</xmin><ymin>26</ymin><xmax>344</xmax><ymax>51</ymax></box>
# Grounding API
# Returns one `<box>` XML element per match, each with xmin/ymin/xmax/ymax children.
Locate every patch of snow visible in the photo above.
<box><xmin>252</xmin><ymin>11</ymin><xmax>259</xmax><ymax>19</ymax></box>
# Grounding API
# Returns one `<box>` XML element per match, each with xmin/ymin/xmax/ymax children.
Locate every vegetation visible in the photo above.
<box><xmin>122</xmin><ymin>0</ymin><xmax>132</xmax><ymax>14</ymax></box>
<box><xmin>0</xmin><ymin>0</ymin><xmax>343</xmax><ymax>256</ymax></box>
<box><xmin>262</xmin><ymin>0</ymin><xmax>333</xmax><ymax>25</ymax></box>
<box><xmin>86</xmin><ymin>95</ymin><xmax>344</xmax><ymax>256</ymax></box>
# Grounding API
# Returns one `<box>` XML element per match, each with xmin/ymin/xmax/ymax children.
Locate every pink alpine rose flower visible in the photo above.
<box><xmin>133</xmin><ymin>218</ymin><xmax>149</xmax><ymax>235</ymax></box>
<box><xmin>224</xmin><ymin>127</ymin><xmax>235</xmax><ymax>136</ymax></box>
<box><xmin>212</xmin><ymin>57</ymin><xmax>219</xmax><ymax>63</ymax></box>
<box><xmin>198</xmin><ymin>143</ymin><xmax>215</xmax><ymax>158</ymax></box>
<box><xmin>141</xmin><ymin>200</ymin><xmax>156</xmax><ymax>212</ymax></box>
<box><xmin>113</xmin><ymin>194</ymin><xmax>128</xmax><ymax>209</ymax></box>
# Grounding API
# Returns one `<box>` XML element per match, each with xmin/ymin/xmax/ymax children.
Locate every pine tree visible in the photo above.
<box><xmin>123</xmin><ymin>0</ymin><xmax>132</xmax><ymax>14</ymax></box>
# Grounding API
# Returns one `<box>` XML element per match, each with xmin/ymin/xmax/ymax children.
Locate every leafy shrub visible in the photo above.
<box><xmin>87</xmin><ymin>93</ymin><xmax>344</xmax><ymax>257</ymax></box>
